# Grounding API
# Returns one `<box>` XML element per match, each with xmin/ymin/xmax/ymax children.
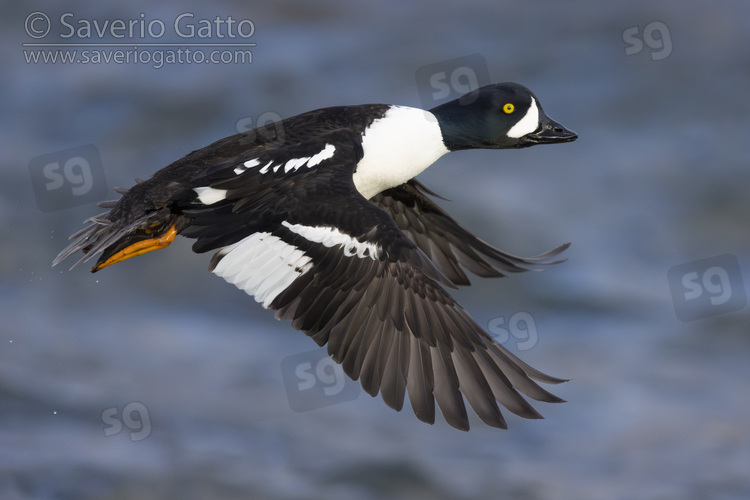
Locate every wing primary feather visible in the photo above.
<box><xmin>380</xmin><ymin>325</ymin><xmax>410</xmax><ymax>411</ymax></box>
<box><xmin>406</xmin><ymin>336</ymin><xmax>435</xmax><ymax>424</ymax></box>
<box><xmin>453</xmin><ymin>345</ymin><xmax>507</xmax><ymax>429</ymax></box>
<box><xmin>431</xmin><ymin>342</ymin><xmax>469</xmax><ymax>431</ymax></box>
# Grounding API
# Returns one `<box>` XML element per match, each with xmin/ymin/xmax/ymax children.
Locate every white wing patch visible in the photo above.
<box><xmin>232</xmin><ymin>144</ymin><xmax>337</xmax><ymax>176</ymax></box>
<box><xmin>306</xmin><ymin>143</ymin><xmax>336</xmax><ymax>167</ymax></box>
<box><xmin>211</xmin><ymin>221</ymin><xmax>379</xmax><ymax>308</ymax></box>
<box><xmin>234</xmin><ymin>158</ymin><xmax>261</xmax><ymax>175</ymax></box>
<box><xmin>507</xmin><ymin>97</ymin><xmax>540</xmax><ymax>139</ymax></box>
<box><xmin>194</xmin><ymin>187</ymin><xmax>228</xmax><ymax>205</ymax></box>
<box><xmin>282</xmin><ymin>221</ymin><xmax>381</xmax><ymax>260</ymax></box>
<box><xmin>258</xmin><ymin>161</ymin><xmax>274</xmax><ymax>174</ymax></box>
<box><xmin>212</xmin><ymin>232</ymin><xmax>314</xmax><ymax>308</ymax></box>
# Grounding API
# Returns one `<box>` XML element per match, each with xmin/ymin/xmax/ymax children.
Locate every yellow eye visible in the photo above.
<box><xmin>503</xmin><ymin>103</ymin><xmax>515</xmax><ymax>114</ymax></box>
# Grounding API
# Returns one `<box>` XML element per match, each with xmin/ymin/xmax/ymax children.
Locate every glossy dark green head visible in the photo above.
<box><xmin>430</xmin><ymin>82</ymin><xmax>577</xmax><ymax>151</ymax></box>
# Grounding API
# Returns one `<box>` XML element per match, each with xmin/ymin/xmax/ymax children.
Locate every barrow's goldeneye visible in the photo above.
<box><xmin>54</xmin><ymin>82</ymin><xmax>577</xmax><ymax>431</ymax></box>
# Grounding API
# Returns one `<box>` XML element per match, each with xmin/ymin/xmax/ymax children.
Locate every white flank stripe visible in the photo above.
<box><xmin>194</xmin><ymin>186</ymin><xmax>228</xmax><ymax>205</ymax></box>
<box><xmin>212</xmin><ymin>232</ymin><xmax>313</xmax><ymax>308</ymax></box>
<box><xmin>282</xmin><ymin>221</ymin><xmax>380</xmax><ymax>260</ymax></box>
<box><xmin>307</xmin><ymin>143</ymin><xmax>335</xmax><ymax>167</ymax></box>
<box><xmin>507</xmin><ymin>97</ymin><xmax>540</xmax><ymax>138</ymax></box>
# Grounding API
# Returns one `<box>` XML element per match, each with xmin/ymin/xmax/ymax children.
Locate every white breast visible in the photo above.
<box><xmin>353</xmin><ymin>106</ymin><xmax>450</xmax><ymax>199</ymax></box>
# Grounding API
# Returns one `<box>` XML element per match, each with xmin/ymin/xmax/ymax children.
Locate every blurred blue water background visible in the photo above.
<box><xmin>2</xmin><ymin>1</ymin><xmax>749</xmax><ymax>498</ymax></box>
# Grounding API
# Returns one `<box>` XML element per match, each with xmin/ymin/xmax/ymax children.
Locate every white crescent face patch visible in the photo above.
<box><xmin>506</xmin><ymin>97</ymin><xmax>540</xmax><ymax>139</ymax></box>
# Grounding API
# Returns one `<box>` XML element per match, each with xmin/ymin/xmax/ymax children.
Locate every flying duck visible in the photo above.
<box><xmin>54</xmin><ymin>82</ymin><xmax>577</xmax><ymax>431</ymax></box>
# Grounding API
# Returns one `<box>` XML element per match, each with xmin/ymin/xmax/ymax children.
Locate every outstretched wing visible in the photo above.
<box><xmin>371</xmin><ymin>179</ymin><xmax>570</xmax><ymax>286</ymax></box>
<box><xmin>174</xmin><ymin>129</ymin><xmax>565</xmax><ymax>431</ymax></box>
